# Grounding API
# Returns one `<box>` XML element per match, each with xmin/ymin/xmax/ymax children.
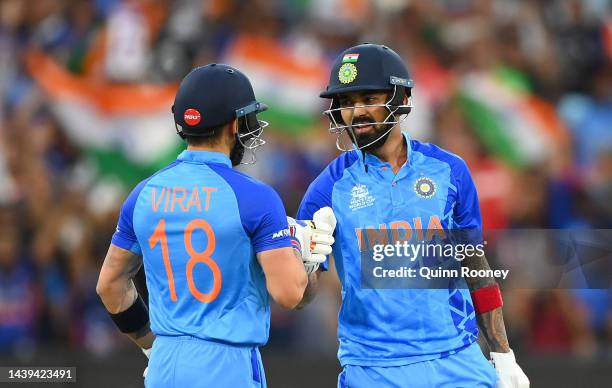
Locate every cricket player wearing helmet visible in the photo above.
<box><xmin>296</xmin><ymin>44</ymin><xmax>529</xmax><ymax>388</ymax></box>
<box><xmin>97</xmin><ymin>64</ymin><xmax>335</xmax><ymax>387</ymax></box>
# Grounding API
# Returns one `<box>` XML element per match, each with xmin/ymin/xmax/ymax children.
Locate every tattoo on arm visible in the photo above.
<box><xmin>98</xmin><ymin>245</ymin><xmax>144</xmax><ymax>311</ymax></box>
<box><xmin>99</xmin><ymin>246</ymin><xmax>155</xmax><ymax>349</ymax></box>
<box><xmin>462</xmin><ymin>254</ymin><xmax>511</xmax><ymax>353</ymax></box>
<box><xmin>476</xmin><ymin>308</ymin><xmax>511</xmax><ymax>353</ymax></box>
<box><xmin>461</xmin><ymin>254</ymin><xmax>496</xmax><ymax>290</ymax></box>
<box><xmin>125</xmin><ymin>257</ymin><xmax>143</xmax><ymax>279</ymax></box>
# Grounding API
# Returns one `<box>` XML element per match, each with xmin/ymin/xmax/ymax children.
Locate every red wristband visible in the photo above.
<box><xmin>470</xmin><ymin>284</ymin><xmax>503</xmax><ymax>314</ymax></box>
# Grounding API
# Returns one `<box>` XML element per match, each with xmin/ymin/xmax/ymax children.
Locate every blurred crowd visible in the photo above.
<box><xmin>0</xmin><ymin>0</ymin><xmax>611</xmax><ymax>363</ymax></box>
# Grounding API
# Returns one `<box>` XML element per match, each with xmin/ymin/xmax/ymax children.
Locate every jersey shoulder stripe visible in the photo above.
<box><xmin>411</xmin><ymin>140</ymin><xmax>466</xmax><ymax>170</ymax></box>
<box><xmin>207</xmin><ymin>163</ymin><xmax>291</xmax><ymax>253</ymax></box>
<box><xmin>411</xmin><ymin>140</ymin><xmax>471</xmax><ymax>192</ymax></box>
<box><xmin>411</xmin><ymin>140</ymin><xmax>481</xmax><ymax>229</ymax></box>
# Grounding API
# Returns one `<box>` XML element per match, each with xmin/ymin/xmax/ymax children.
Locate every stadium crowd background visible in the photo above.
<box><xmin>0</xmin><ymin>0</ymin><xmax>611</xmax><ymax>386</ymax></box>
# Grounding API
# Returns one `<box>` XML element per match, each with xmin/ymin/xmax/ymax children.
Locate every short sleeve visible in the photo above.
<box><xmin>207</xmin><ymin>165</ymin><xmax>292</xmax><ymax>254</ymax></box>
<box><xmin>248</xmin><ymin>185</ymin><xmax>292</xmax><ymax>253</ymax></box>
<box><xmin>111</xmin><ymin>180</ymin><xmax>148</xmax><ymax>255</ymax></box>
<box><xmin>453</xmin><ymin>160</ymin><xmax>482</xmax><ymax>230</ymax></box>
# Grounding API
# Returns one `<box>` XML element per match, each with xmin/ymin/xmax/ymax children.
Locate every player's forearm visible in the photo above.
<box><xmin>97</xmin><ymin>245</ymin><xmax>143</xmax><ymax>313</ymax></box>
<box><xmin>476</xmin><ymin>307</ymin><xmax>510</xmax><ymax>353</ymax></box>
<box><xmin>100</xmin><ymin>281</ymin><xmax>155</xmax><ymax>348</ymax></box>
<box><xmin>97</xmin><ymin>275</ymin><xmax>155</xmax><ymax>349</ymax></box>
<box><xmin>296</xmin><ymin>271</ymin><xmax>320</xmax><ymax>309</ymax></box>
<box><xmin>462</xmin><ymin>254</ymin><xmax>511</xmax><ymax>353</ymax></box>
<box><xmin>461</xmin><ymin>254</ymin><xmax>497</xmax><ymax>290</ymax></box>
<box><xmin>97</xmin><ymin>278</ymin><xmax>139</xmax><ymax>314</ymax></box>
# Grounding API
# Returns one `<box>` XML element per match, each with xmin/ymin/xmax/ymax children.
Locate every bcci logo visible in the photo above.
<box><xmin>414</xmin><ymin>177</ymin><xmax>436</xmax><ymax>198</ymax></box>
<box><xmin>338</xmin><ymin>63</ymin><xmax>358</xmax><ymax>84</ymax></box>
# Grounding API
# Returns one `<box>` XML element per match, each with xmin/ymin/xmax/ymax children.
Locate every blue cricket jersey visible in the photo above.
<box><xmin>298</xmin><ymin>132</ymin><xmax>481</xmax><ymax>367</ymax></box>
<box><xmin>111</xmin><ymin>150</ymin><xmax>292</xmax><ymax>347</ymax></box>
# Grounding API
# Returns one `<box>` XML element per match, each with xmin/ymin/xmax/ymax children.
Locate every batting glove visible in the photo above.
<box><xmin>491</xmin><ymin>349</ymin><xmax>530</xmax><ymax>388</ymax></box>
<box><xmin>287</xmin><ymin>207</ymin><xmax>337</xmax><ymax>274</ymax></box>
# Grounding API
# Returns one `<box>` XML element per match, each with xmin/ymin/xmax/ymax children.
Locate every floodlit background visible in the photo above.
<box><xmin>0</xmin><ymin>0</ymin><xmax>611</xmax><ymax>387</ymax></box>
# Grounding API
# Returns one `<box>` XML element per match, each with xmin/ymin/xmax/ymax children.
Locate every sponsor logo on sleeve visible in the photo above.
<box><xmin>272</xmin><ymin>228</ymin><xmax>291</xmax><ymax>239</ymax></box>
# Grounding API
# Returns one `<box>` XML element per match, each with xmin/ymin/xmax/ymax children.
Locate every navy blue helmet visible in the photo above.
<box><xmin>320</xmin><ymin>44</ymin><xmax>414</xmax><ymax>151</ymax></box>
<box><xmin>172</xmin><ymin>64</ymin><xmax>267</xmax><ymax>160</ymax></box>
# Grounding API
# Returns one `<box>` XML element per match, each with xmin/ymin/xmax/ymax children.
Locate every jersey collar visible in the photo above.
<box><xmin>177</xmin><ymin>150</ymin><xmax>232</xmax><ymax>167</ymax></box>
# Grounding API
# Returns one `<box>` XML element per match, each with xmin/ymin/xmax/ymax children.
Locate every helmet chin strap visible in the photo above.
<box><xmin>175</xmin><ymin>122</ymin><xmax>186</xmax><ymax>139</ymax></box>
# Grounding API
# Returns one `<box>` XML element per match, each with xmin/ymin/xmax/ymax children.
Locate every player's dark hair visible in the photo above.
<box><xmin>183</xmin><ymin>122</ymin><xmax>228</xmax><ymax>146</ymax></box>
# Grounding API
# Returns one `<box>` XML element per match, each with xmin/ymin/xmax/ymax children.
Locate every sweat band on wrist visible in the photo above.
<box><xmin>470</xmin><ymin>284</ymin><xmax>503</xmax><ymax>314</ymax></box>
<box><xmin>109</xmin><ymin>295</ymin><xmax>149</xmax><ymax>333</ymax></box>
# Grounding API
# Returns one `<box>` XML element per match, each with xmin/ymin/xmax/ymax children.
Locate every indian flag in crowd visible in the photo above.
<box><xmin>222</xmin><ymin>35</ymin><xmax>329</xmax><ymax>134</ymax></box>
<box><xmin>25</xmin><ymin>50</ymin><xmax>181</xmax><ymax>187</ymax></box>
<box><xmin>457</xmin><ymin>67</ymin><xmax>570</xmax><ymax>168</ymax></box>
<box><xmin>343</xmin><ymin>53</ymin><xmax>359</xmax><ymax>63</ymax></box>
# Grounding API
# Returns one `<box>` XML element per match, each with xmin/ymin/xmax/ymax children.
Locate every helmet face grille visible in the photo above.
<box><xmin>323</xmin><ymin>85</ymin><xmax>413</xmax><ymax>152</ymax></box>
<box><xmin>235</xmin><ymin>103</ymin><xmax>268</xmax><ymax>165</ymax></box>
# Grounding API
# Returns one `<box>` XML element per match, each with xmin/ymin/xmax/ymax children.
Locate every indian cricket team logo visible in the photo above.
<box><xmin>350</xmin><ymin>184</ymin><xmax>375</xmax><ymax>211</ymax></box>
<box><xmin>414</xmin><ymin>177</ymin><xmax>436</xmax><ymax>198</ymax></box>
<box><xmin>338</xmin><ymin>63</ymin><xmax>358</xmax><ymax>84</ymax></box>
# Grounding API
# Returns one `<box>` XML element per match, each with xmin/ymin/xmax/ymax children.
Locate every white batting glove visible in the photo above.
<box><xmin>142</xmin><ymin>347</ymin><xmax>151</xmax><ymax>378</ymax></box>
<box><xmin>491</xmin><ymin>350</ymin><xmax>530</xmax><ymax>388</ymax></box>
<box><xmin>287</xmin><ymin>207</ymin><xmax>337</xmax><ymax>274</ymax></box>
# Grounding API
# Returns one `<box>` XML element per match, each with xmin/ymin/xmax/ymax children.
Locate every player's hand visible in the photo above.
<box><xmin>287</xmin><ymin>207</ymin><xmax>337</xmax><ymax>274</ymax></box>
<box><xmin>142</xmin><ymin>347</ymin><xmax>151</xmax><ymax>378</ymax></box>
<box><xmin>490</xmin><ymin>350</ymin><xmax>529</xmax><ymax>388</ymax></box>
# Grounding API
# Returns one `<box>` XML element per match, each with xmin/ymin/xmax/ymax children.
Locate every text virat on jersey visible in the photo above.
<box><xmin>151</xmin><ymin>186</ymin><xmax>218</xmax><ymax>213</ymax></box>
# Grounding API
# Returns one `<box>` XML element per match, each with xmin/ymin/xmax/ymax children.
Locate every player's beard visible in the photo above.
<box><xmin>230</xmin><ymin>134</ymin><xmax>245</xmax><ymax>166</ymax></box>
<box><xmin>349</xmin><ymin>117</ymin><xmax>394</xmax><ymax>152</ymax></box>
